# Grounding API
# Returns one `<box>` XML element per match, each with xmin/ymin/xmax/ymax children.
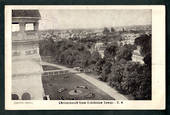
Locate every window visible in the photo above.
<box><xmin>22</xmin><ymin>92</ymin><xmax>31</xmax><ymax>100</ymax></box>
<box><xmin>43</xmin><ymin>72</ymin><xmax>48</xmax><ymax>76</ymax></box>
<box><xmin>25</xmin><ymin>49</ymin><xmax>37</xmax><ymax>55</ymax></box>
<box><xmin>12</xmin><ymin>23</ymin><xmax>20</xmax><ymax>32</ymax></box>
<box><xmin>54</xmin><ymin>72</ymin><xmax>58</xmax><ymax>74</ymax></box>
<box><xmin>12</xmin><ymin>94</ymin><xmax>19</xmax><ymax>100</ymax></box>
<box><xmin>33</xmin><ymin>50</ymin><xmax>37</xmax><ymax>54</ymax></box>
<box><xmin>25</xmin><ymin>50</ymin><xmax>32</xmax><ymax>55</ymax></box>
<box><xmin>25</xmin><ymin>23</ymin><xmax>34</xmax><ymax>31</ymax></box>
<box><xmin>49</xmin><ymin>72</ymin><xmax>53</xmax><ymax>75</ymax></box>
<box><xmin>12</xmin><ymin>51</ymin><xmax>20</xmax><ymax>56</ymax></box>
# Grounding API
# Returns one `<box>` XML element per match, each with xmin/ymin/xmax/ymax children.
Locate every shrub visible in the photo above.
<box><xmin>108</xmin><ymin>61</ymin><xmax>151</xmax><ymax>100</ymax></box>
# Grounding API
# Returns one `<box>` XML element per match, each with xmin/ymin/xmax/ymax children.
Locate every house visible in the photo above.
<box><xmin>132</xmin><ymin>46</ymin><xmax>144</xmax><ymax>64</ymax></box>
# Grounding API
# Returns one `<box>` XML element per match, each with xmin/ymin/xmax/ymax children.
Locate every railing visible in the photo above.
<box><xmin>42</xmin><ymin>70</ymin><xmax>69</xmax><ymax>76</ymax></box>
<box><xmin>12</xmin><ymin>31</ymin><xmax>39</xmax><ymax>41</ymax></box>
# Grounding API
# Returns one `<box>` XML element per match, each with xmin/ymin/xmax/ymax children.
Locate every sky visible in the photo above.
<box><xmin>39</xmin><ymin>9</ymin><xmax>151</xmax><ymax>30</ymax></box>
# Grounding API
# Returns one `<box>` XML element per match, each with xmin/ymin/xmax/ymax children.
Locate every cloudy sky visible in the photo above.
<box><xmin>39</xmin><ymin>9</ymin><xmax>151</xmax><ymax>30</ymax></box>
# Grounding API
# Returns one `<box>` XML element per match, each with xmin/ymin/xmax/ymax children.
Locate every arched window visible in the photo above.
<box><xmin>12</xmin><ymin>94</ymin><xmax>19</xmax><ymax>100</ymax></box>
<box><xmin>21</xmin><ymin>92</ymin><xmax>31</xmax><ymax>100</ymax></box>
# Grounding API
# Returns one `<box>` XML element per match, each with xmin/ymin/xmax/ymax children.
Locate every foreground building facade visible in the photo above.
<box><xmin>12</xmin><ymin>10</ymin><xmax>44</xmax><ymax>100</ymax></box>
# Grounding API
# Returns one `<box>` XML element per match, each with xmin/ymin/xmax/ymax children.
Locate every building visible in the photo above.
<box><xmin>12</xmin><ymin>10</ymin><xmax>45</xmax><ymax>100</ymax></box>
<box><xmin>93</xmin><ymin>42</ymin><xmax>106</xmax><ymax>58</ymax></box>
<box><xmin>132</xmin><ymin>46</ymin><xmax>144</xmax><ymax>64</ymax></box>
<box><xmin>121</xmin><ymin>33</ymin><xmax>140</xmax><ymax>45</ymax></box>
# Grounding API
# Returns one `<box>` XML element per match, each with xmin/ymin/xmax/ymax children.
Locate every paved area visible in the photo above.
<box><xmin>41</xmin><ymin>62</ymin><xmax>128</xmax><ymax>100</ymax></box>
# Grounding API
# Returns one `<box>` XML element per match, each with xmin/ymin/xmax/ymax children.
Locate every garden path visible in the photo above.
<box><xmin>41</xmin><ymin>61</ymin><xmax>128</xmax><ymax>100</ymax></box>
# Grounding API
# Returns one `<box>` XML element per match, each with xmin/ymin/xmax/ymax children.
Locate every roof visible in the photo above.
<box><xmin>12</xmin><ymin>10</ymin><xmax>41</xmax><ymax>18</ymax></box>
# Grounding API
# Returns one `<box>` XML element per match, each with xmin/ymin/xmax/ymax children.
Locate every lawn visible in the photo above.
<box><xmin>41</xmin><ymin>73</ymin><xmax>114</xmax><ymax>100</ymax></box>
<box><xmin>42</xmin><ymin>65</ymin><xmax>61</xmax><ymax>71</ymax></box>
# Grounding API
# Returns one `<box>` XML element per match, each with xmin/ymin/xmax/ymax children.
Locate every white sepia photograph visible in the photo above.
<box><xmin>5</xmin><ymin>5</ymin><xmax>165</xmax><ymax>110</ymax></box>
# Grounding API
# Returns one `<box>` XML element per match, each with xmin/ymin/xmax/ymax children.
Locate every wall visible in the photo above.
<box><xmin>12</xmin><ymin>73</ymin><xmax>45</xmax><ymax>100</ymax></box>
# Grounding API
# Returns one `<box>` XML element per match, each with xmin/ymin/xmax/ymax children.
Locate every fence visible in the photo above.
<box><xmin>42</xmin><ymin>70</ymin><xmax>69</xmax><ymax>76</ymax></box>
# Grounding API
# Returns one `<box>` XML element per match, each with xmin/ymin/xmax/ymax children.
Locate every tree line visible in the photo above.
<box><xmin>96</xmin><ymin>34</ymin><xmax>151</xmax><ymax>100</ymax></box>
<box><xmin>39</xmin><ymin>32</ymin><xmax>151</xmax><ymax>100</ymax></box>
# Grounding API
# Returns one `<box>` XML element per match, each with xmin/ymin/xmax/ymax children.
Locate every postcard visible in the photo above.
<box><xmin>5</xmin><ymin>5</ymin><xmax>165</xmax><ymax>110</ymax></box>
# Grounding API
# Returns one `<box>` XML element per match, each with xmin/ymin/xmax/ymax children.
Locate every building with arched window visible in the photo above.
<box><xmin>12</xmin><ymin>10</ymin><xmax>45</xmax><ymax>100</ymax></box>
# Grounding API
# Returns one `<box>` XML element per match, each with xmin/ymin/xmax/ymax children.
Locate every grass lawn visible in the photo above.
<box><xmin>42</xmin><ymin>65</ymin><xmax>61</xmax><ymax>71</ymax></box>
<box><xmin>42</xmin><ymin>73</ymin><xmax>114</xmax><ymax>100</ymax></box>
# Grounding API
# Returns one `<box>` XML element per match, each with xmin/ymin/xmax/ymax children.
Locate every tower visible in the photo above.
<box><xmin>12</xmin><ymin>10</ymin><xmax>45</xmax><ymax>100</ymax></box>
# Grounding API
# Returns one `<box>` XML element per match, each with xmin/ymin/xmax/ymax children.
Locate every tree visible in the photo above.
<box><xmin>108</xmin><ymin>60</ymin><xmax>126</xmax><ymax>90</ymax></box>
<box><xmin>95</xmin><ymin>58</ymin><xmax>105</xmax><ymax>75</ymax></box>
<box><xmin>116</xmin><ymin>44</ymin><xmax>135</xmax><ymax>61</ymax></box>
<box><xmin>80</xmin><ymin>50</ymin><xmax>91</xmax><ymax>68</ymax></box>
<box><xmin>103</xmin><ymin>27</ymin><xmax>110</xmax><ymax>34</ymax></box>
<box><xmin>99</xmin><ymin>61</ymin><xmax>112</xmax><ymax>82</ymax></box>
<box><xmin>39</xmin><ymin>35</ymin><xmax>55</xmax><ymax>56</ymax></box>
<box><xmin>134</xmin><ymin>34</ymin><xmax>151</xmax><ymax>68</ymax></box>
<box><xmin>53</xmin><ymin>39</ymin><xmax>94</xmax><ymax>68</ymax></box>
<box><xmin>90</xmin><ymin>51</ymin><xmax>102</xmax><ymax>64</ymax></box>
<box><xmin>104</xmin><ymin>42</ymin><xmax>118</xmax><ymax>62</ymax></box>
<box><xmin>108</xmin><ymin>60</ymin><xmax>151</xmax><ymax>100</ymax></box>
<box><xmin>143</xmin><ymin>52</ymin><xmax>151</xmax><ymax>69</ymax></box>
<box><xmin>77</xmin><ymin>43</ymin><xmax>85</xmax><ymax>51</ymax></box>
<box><xmin>134</xmin><ymin>34</ymin><xmax>151</xmax><ymax>56</ymax></box>
<box><xmin>111</xmin><ymin>27</ymin><xmax>115</xmax><ymax>33</ymax></box>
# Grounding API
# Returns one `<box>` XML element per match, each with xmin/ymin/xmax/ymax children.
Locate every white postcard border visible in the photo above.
<box><xmin>5</xmin><ymin>5</ymin><xmax>165</xmax><ymax>110</ymax></box>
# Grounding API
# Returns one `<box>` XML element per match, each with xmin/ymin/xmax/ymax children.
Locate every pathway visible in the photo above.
<box><xmin>41</xmin><ymin>61</ymin><xmax>128</xmax><ymax>100</ymax></box>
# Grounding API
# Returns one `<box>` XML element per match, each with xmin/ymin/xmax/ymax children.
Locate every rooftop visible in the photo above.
<box><xmin>12</xmin><ymin>10</ymin><xmax>41</xmax><ymax>18</ymax></box>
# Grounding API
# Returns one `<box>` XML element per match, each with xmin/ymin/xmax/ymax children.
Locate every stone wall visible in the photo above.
<box><xmin>12</xmin><ymin>73</ymin><xmax>45</xmax><ymax>100</ymax></box>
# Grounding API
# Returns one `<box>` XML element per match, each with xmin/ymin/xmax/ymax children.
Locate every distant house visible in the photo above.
<box><xmin>93</xmin><ymin>42</ymin><xmax>106</xmax><ymax>58</ymax></box>
<box><xmin>121</xmin><ymin>33</ymin><xmax>140</xmax><ymax>45</ymax></box>
<box><xmin>132</xmin><ymin>46</ymin><xmax>144</xmax><ymax>64</ymax></box>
